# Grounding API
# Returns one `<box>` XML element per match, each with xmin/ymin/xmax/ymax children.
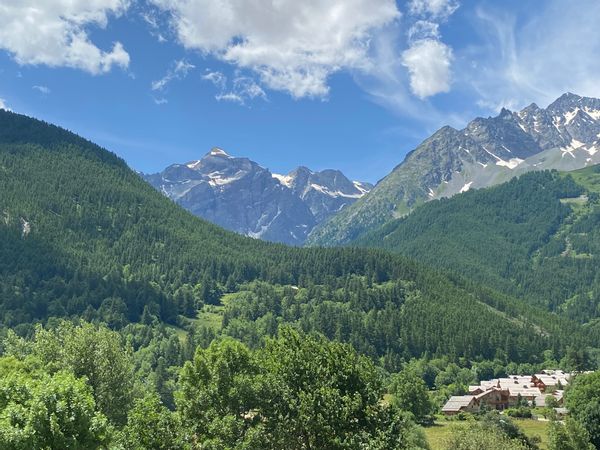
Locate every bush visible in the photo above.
<box><xmin>506</xmin><ymin>407</ymin><xmax>533</xmax><ymax>418</ymax></box>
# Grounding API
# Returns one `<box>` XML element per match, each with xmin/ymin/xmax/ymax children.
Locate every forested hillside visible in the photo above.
<box><xmin>0</xmin><ymin>109</ymin><xmax>595</xmax><ymax>365</ymax></box>
<box><xmin>358</xmin><ymin>169</ymin><xmax>600</xmax><ymax>326</ymax></box>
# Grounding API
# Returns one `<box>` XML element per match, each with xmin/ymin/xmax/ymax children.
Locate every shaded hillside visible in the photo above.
<box><xmin>357</xmin><ymin>169</ymin><xmax>600</xmax><ymax>325</ymax></box>
<box><xmin>0</xmin><ymin>109</ymin><xmax>595</xmax><ymax>364</ymax></box>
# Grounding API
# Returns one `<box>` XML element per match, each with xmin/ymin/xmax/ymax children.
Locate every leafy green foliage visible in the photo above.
<box><xmin>565</xmin><ymin>371</ymin><xmax>600</xmax><ymax>448</ymax></box>
<box><xmin>3</xmin><ymin>322</ymin><xmax>135</xmax><ymax>425</ymax></box>
<box><xmin>0</xmin><ymin>356</ymin><xmax>110</xmax><ymax>449</ymax></box>
<box><xmin>121</xmin><ymin>394</ymin><xmax>183</xmax><ymax>450</ymax></box>
<box><xmin>389</xmin><ymin>369</ymin><xmax>435</xmax><ymax>424</ymax></box>
<box><xmin>548</xmin><ymin>418</ymin><xmax>595</xmax><ymax>450</ymax></box>
<box><xmin>443</xmin><ymin>412</ymin><xmax>540</xmax><ymax>450</ymax></box>
<box><xmin>177</xmin><ymin>327</ymin><xmax>429</xmax><ymax>450</ymax></box>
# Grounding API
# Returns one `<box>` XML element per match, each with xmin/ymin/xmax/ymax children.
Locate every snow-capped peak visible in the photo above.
<box><xmin>208</xmin><ymin>147</ymin><xmax>231</xmax><ymax>158</ymax></box>
<box><xmin>272</xmin><ymin>173</ymin><xmax>294</xmax><ymax>187</ymax></box>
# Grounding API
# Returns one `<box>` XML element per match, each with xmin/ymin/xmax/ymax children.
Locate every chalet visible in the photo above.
<box><xmin>442</xmin><ymin>387</ymin><xmax>511</xmax><ymax>416</ymax></box>
<box><xmin>475</xmin><ymin>387</ymin><xmax>510</xmax><ymax>410</ymax></box>
<box><xmin>442</xmin><ymin>396</ymin><xmax>480</xmax><ymax>415</ymax></box>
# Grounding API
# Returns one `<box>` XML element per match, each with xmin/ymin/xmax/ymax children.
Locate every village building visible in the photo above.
<box><xmin>532</xmin><ymin>371</ymin><xmax>570</xmax><ymax>391</ymax></box>
<box><xmin>441</xmin><ymin>396</ymin><xmax>480</xmax><ymax>415</ymax></box>
<box><xmin>474</xmin><ymin>387</ymin><xmax>510</xmax><ymax>410</ymax></box>
<box><xmin>443</xmin><ymin>371</ymin><xmax>575</xmax><ymax>416</ymax></box>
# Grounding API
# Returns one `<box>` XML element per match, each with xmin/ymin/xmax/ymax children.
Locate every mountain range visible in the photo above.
<box><xmin>143</xmin><ymin>149</ymin><xmax>372</xmax><ymax>245</ymax></box>
<box><xmin>308</xmin><ymin>93</ymin><xmax>600</xmax><ymax>246</ymax></box>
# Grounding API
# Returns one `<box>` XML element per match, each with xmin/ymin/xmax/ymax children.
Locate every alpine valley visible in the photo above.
<box><xmin>4</xmin><ymin>0</ymin><xmax>600</xmax><ymax>447</ymax></box>
<box><xmin>2</xmin><ymin>99</ymin><xmax>600</xmax><ymax>449</ymax></box>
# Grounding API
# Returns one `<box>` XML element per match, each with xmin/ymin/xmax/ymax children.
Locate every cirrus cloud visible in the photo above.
<box><xmin>151</xmin><ymin>59</ymin><xmax>195</xmax><ymax>91</ymax></box>
<box><xmin>466</xmin><ymin>0</ymin><xmax>600</xmax><ymax>112</ymax></box>
<box><xmin>32</xmin><ymin>85</ymin><xmax>51</xmax><ymax>95</ymax></box>
<box><xmin>409</xmin><ymin>0</ymin><xmax>460</xmax><ymax>20</ymax></box>
<box><xmin>0</xmin><ymin>0</ymin><xmax>130</xmax><ymax>74</ymax></box>
<box><xmin>202</xmin><ymin>70</ymin><xmax>267</xmax><ymax>105</ymax></box>
<box><xmin>151</xmin><ymin>0</ymin><xmax>400</xmax><ymax>98</ymax></box>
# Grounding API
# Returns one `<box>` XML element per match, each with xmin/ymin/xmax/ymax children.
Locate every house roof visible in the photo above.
<box><xmin>474</xmin><ymin>387</ymin><xmax>508</xmax><ymax>400</ymax></box>
<box><xmin>507</xmin><ymin>387</ymin><xmax>542</xmax><ymax>398</ymax></box>
<box><xmin>442</xmin><ymin>396</ymin><xmax>476</xmax><ymax>412</ymax></box>
<box><xmin>535</xmin><ymin>374</ymin><xmax>569</xmax><ymax>386</ymax></box>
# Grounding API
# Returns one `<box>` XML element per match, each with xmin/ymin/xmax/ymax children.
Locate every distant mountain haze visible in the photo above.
<box><xmin>144</xmin><ymin>148</ymin><xmax>372</xmax><ymax>245</ymax></box>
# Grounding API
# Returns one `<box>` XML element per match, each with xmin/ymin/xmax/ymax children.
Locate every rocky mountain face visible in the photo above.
<box><xmin>308</xmin><ymin>93</ymin><xmax>600</xmax><ymax>246</ymax></box>
<box><xmin>143</xmin><ymin>148</ymin><xmax>372</xmax><ymax>245</ymax></box>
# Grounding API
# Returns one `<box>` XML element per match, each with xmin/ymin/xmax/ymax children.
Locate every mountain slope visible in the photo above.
<box><xmin>356</xmin><ymin>168</ymin><xmax>600</xmax><ymax>325</ymax></box>
<box><xmin>308</xmin><ymin>93</ymin><xmax>600</xmax><ymax>246</ymax></box>
<box><xmin>144</xmin><ymin>150</ymin><xmax>372</xmax><ymax>245</ymax></box>
<box><xmin>0</xmin><ymin>109</ymin><xmax>593</xmax><ymax>363</ymax></box>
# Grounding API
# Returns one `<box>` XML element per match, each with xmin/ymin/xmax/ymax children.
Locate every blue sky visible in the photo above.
<box><xmin>0</xmin><ymin>0</ymin><xmax>599</xmax><ymax>183</ymax></box>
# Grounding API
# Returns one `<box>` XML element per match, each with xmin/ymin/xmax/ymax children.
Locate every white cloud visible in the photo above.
<box><xmin>402</xmin><ymin>39</ymin><xmax>453</xmax><ymax>98</ymax></box>
<box><xmin>151</xmin><ymin>0</ymin><xmax>400</xmax><ymax>98</ymax></box>
<box><xmin>0</xmin><ymin>0</ymin><xmax>130</xmax><ymax>74</ymax></box>
<box><xmin>408</xmin><ymin>20</ymin><xmax>440</xmax><ymax>42</ymax></box>
<box><xmin>467</xmin><ymin>0</ymin><xmax>600</xmax><ymax>112</ymax></box>
<box><xmin>152</xmin><ymin>59</ymin><xmax>195</xmax><ymax>91</ymax></box>
<box><xmin>32</xmin><ymin>85</ymin><xmax>51</xmax><ymax>95</ymax></box>
<box><xmin>141</xmin><ymin>8</ymin><xmax>168</xmax><ymax>43</ymax></box>
<box><xmin>409</xmin><ymin>0</ymin><xmax>459</xmax><ymax>20</ymax></box>
<box><xmin>0</xmin><ymin>98</ymin><xmax>10</xmax><ymax>111</ymax></box>
<box><xmin>203</xmin><ymin>70</ymin><xmax>267</xmax><ymax>105</ymax></box>
<box><xmin>353</xmin><ymin>26</ymin><xmax>437</xmax><ymax>121</ymax></box>
<box><xmin>202</xmin><ymin>71</ymin><xmax>227</xmax><ymax>91</ymax></box>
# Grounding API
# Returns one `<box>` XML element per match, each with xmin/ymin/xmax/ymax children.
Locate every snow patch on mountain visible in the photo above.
<box><xmin>460</xmin><ymin>182</ymin><xmax>473</xmax><ymax>193</ymax></box>
<box><xmin>564</xmin><ymin>108</ymin><xmax>580</xmax><ymax>125</ymax></box>
<box><xmin>584</xmin><ymin>108</ymin><xmax>600</xmax><ymax>120</ymax></box>
<box><xmin>353</xmin><ymin>181</ymin><xmax>371</xmax><ymax>196</ymax></box>
<box><xmin>561</xmin><ymin>139</ymin><xmax>586</xmax><ymax>158</ymax></box>
<box><xmin>187</xmin><ymin>160</ymin><xmax>202</xmax><ymax>169</ymax></box>
<box><xmin>207</xmin><ymin>170</ymin><xmax>245</xmax><ymax>186</ymax></box>
<box><xmin>496</xmin><ymin>158</ymin><xmax>524</xmax><ymax>169</ymax></box>
<box><xmin>272</xmin><ymin>173</ymin><xmax>293</xmax><ymax>187</ymax></box>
